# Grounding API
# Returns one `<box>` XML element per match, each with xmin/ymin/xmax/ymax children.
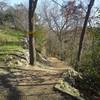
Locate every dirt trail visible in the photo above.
<box><xmin>0</xmin><ymin>57</ymin><xmax>67</xmax><ymax>100</ymax></box>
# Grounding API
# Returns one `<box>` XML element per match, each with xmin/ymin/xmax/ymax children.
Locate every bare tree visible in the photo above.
<box><xmin>0</xmin><ymin>1</ymin><xmax>8</xmax><ymax>24</ymax></box>
<box><xmin>43</xmin><ymin>0</ymin><xmax>84</xmax><ymax>59</ymax></box>
<box><xmin>42</xmin><ymin>1</ymin><xmax>73</xmax><ymax>58</ymax></box>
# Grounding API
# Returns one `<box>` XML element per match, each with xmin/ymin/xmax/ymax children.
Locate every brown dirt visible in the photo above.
<box><xmin>0</xmin><ymin>57</ymin><xmax>68</xmax><ymax>100</ymax></box>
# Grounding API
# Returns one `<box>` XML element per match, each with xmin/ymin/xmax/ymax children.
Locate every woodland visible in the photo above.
<box><xmin>0</xmin><ymin>0</ymin><xmax>100</xmax><ymax>100</ymax></box>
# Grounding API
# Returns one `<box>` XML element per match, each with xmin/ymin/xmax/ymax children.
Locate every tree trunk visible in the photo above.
<box><xmin>77</xmin><ymin>0</ymin><xmax>95</xmax><ymax>63</ymax></box>
<box><xmin>28</xmin><ymin>0</ymin><xmax>38</xmax><ymax>65</ymax></box>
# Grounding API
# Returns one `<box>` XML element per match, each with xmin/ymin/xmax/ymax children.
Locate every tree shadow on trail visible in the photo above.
<box><xmin>0</xmin><ymin>69</ymin><xmax>22</xmax><ymax>100</ymax></box>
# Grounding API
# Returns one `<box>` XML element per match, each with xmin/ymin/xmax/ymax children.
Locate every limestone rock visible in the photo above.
<box><xmin>62</xmin><ymin>68</ymin><xmax>82</xmax><ymax>86</ymax></box>
<box><xmin>55</xmin><ymin>80</ymin><xmax>85</xmax><ymax>100</ymax></box>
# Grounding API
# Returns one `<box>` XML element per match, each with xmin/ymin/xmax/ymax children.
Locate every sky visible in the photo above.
<box><xmin>8</xmin><ymin>0</ymin><xmax>26</xmax><ymax>5</ymax></box>
<box><xmin>8</xmin><ymin>0</ymin><xmax>100</xmax><ymax>8</ymax></box>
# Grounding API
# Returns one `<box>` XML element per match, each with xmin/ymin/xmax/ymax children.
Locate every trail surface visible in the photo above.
<box><xmin>0</xmin><ymin>57</ymin><xmax>68</xmax><ymax>100</ymax></box>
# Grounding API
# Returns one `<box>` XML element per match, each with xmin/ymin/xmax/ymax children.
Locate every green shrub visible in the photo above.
<box><xmin>34</xmin><ymin>25</ymin><xmax>46</xmax><ymax>52</ymax></box>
